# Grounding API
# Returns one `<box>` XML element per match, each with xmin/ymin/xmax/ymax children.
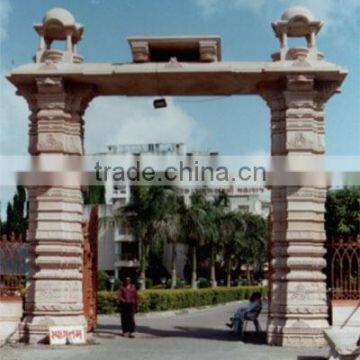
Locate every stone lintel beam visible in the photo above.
<box><xmin>7</xmin><ymin>61</ymin><xmax>347</xmax><ymax>96</ymax></box>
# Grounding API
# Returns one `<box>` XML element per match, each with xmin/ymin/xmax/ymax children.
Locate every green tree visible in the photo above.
<box><xmin>5</xmin><ymin>202</ymin><xmax>14</xmax><ymax>239</ymax></box>
<box><xmin>3</xmin><ymin>186</ymin><xmax>28</xmax><ymax>241</ymax></box>
<box><xmin>325</xmin><ymin>186</ymin><xmax>360</xmax><ymax>240</ymax></box>
<box><xmin>83</xmin><ymin>184</ymin><xmax>106</xmax><ymax>205</ymax></box>
<box><xmin>12</xmin><ymin>186</ymin><xmax>27</xmax><ymax>239</ymax></box>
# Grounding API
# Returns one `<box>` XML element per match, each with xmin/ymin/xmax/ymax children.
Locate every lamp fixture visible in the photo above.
<box><xmin>153</xmin><ymin>98</ymin><xmax>167</xmax><ymax>109</ymax></box>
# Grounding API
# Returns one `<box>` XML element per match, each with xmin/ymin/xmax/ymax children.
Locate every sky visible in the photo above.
<box><xmin>0</xmin><ymin>0</ymin><xmax>359</xmax><ymax>214</ymax></box>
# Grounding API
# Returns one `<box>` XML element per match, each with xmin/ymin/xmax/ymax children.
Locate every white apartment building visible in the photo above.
<box><xmin>85</xmin><ymin>143</ymin><xmax>270</xmax><ymax>280</ymax></box>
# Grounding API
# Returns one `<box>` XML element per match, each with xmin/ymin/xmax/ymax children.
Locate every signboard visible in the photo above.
<box><xmin>49</xmin><ymin>326</ymin><xmax>86</xmax><ymax>345</ymax></box>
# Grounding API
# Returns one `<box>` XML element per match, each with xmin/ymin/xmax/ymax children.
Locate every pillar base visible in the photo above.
<box><xmin>19</xmin><ymin>314</ymin><xmax>87</xmax><ymax>344</ymax></box>
<box><xmin>267</xmin><ymin>325</ymin><xmax>328</xmax><ymax>347</ymax></box>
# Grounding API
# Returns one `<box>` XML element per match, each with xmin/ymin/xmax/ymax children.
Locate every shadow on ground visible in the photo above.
<box><xmin>95</xmin><ymin>323</ymin><xmax>267</xmax><ymax>344</ymax></box>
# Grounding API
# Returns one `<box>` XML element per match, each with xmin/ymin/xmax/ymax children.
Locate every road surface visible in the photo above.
<box><xmin>2</xmin><ymin>301</ymin><xmax>328</xmax><ymax>360</ymax></box>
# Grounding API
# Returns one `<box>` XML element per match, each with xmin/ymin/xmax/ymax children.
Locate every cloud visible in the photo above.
<box><xmin>195</xmin><ymin>0</ymin><xmax>265</xmax><ymax>16</ymax></box>
<box><xmin>0</xmin><ymin>0</ymin><xmax>205</xmax><ymax>215</ymax></box>
<box><xmin>0</xmin><ymin>0</ymin><xmax>10</xmax><ymax>41</ymax></box>
<box><xmin>0</xmin><ymin>1</ymin><xmax>205</xmax><ymax>153</ymax></box>
<box><xmin>85</xmin><ymin>97</ymin><xmax>206</xmax><ymax>154</ymax></box>
<box><xmin>281</xmin><ymin>0</ymin><xmax>360</xmax><ymax>35</ymax></box>
<box><xmin>194</xmin><ymin>0</ymin><xmax>360</xmax><ymax>36</ymax></box>
<box><xmin>0</xmin><ymin>0</ymin><xmax>29</xmax><ymax>156</ymax></box>
<box><xmin>0</xmin><ymin>66</ymin><xmax>29</xmax><ymax>155</ymax></box>
<box><xmin>0</xmin><ymin>0</ymin><xmax>28</xmax><ymax>151</ymax></box>
<box><xmin>0</xmin><ymin>0</ymin><xmax>24</xmax><ymax>216</ymax></box>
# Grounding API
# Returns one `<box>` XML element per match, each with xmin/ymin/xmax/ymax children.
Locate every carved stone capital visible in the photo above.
<box><xmin>36</xmin><ymin>76</ymin><xmax>64</xmax><ymax>94</ymax></box>
<box><xmin>25</xmin><ymin>77</ymin><xmax>96</xmax><ymax>155</ymax></box>
<box><xmin>66</xmin><ymin>83</ymin><xmax>97</xmax><ymax>115</ymax></box>
<box><xmin>259</xmin><ymin>76</ymin><xmax>330</xmax><ymax>156</ymax></box>
<box><xmin>314</xmin><ymin>80</ymin><xmax>341</xmax><ymax>104</ymax></box>
<box><xmin>258</xmin><ymin>80</ymin><xmax>286</xmax><ymax>108</ymax></box>
<box><xmin>286</xmin><ymin>74</ymin><xmax>315</xmax><ymax>92</ymax></box>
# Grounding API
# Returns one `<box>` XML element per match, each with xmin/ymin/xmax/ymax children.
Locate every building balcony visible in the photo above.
<box><xmin>114</xmin><ymin>234</ymin><xmax>136</xmax><ymax>242</ymax></box>
<box><xmin>114</xmin><ymin>259</ymin><xmax>140</xmax><ymax>268</ymax></box>
<box><xmin>115</xmin><ymin>253</ymin><xmax>140</xmax><ymax>268</ymax></box>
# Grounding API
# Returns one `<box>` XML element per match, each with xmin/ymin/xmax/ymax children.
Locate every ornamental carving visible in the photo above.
<box><xmin>287</xmin><ymin>74</ymin><xmax>314</xmax><ymax>91</ymax></box>
<box><xmin>199</xmin><ymin>40</ymin><xmax>219</xmax><ymax>62</ymax></box>
<box><xmin>315</xmin><ymin>80</ymin><xmax>341</xmax><ymax>103</ymax></box>
<box><xmin>36</xmin><ymin>77</ymin><xmax>64</xmax><ymax>93</ymax></box>
<box><xmin>33</xmin><ymin>304</ymin><xmax>83</xmax><ymax>312</ymax></box>
<box><xmin>289</xmin><ymin>187</ymin><xmax>326</xmax><ymax>199</ymax></box>
<box><xmin>293</xmin><ymin>320</ymin><xmax>311</xmax><ymax>328</ymax></box>
<box><xmin>130</xmin><ymin>41</ymin><xmax>150</xmax><ymax>63</ymax></box>
<box><xmin>37</xmin><ymin>133</ymin><xmax>64</xmax><ymax>152</ymax></box>
<box><xmin>290</xmin><ymin>284</ymin><xmax>307</xmax><ymax>300</ymax></box>
<box><xmin>287</xmin><ymin>132</ymin><xmax>313</xmax><ymax>149</ymax></box>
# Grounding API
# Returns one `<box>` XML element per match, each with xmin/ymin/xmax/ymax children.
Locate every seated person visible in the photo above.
<box><xmin>226</xmin><ymin>291</ymin><xmax>262</xmax><ymax>335</ymax></box>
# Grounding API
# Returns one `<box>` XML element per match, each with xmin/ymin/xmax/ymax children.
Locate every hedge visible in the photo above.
<box><xmin>97</xmin><ymin>286</ymin><xmax>267</xmax><ymax>314</ymax></box>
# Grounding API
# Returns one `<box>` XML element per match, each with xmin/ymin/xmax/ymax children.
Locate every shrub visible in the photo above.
<box><xmin>113</xmin><ymin>278</ymin><xmax>122</xmax><ymax>290</ymax></box>
<box><xmin>175</xmin><ymin>279</ymin><xmax>187</xmax><ymax>289</ymax></box>
<box><xmin>145</xmin><ymin>278</ymin><xmax>153</xmax><ymax>289</ymax></box>
<box><xmin>97</xmin><ymin>286</ymin><xmax>267</xmax><ymax>314</ymax></box>
<box><xmin>97</xmin><ymin>291</ymin><xmax>119</xmax><ymax>314</ymax></box>
<box><xmin>239</xmin><ymin>278</ymin><xmax>251</xmax><ymax>286</ymax></box>
<box><xmin>98</xmin><ymin>270</ymin><xmax>110</xmax><ymax>291</ymax></box>
<box><xmin>165</xmin><ymin>278</ymin><xmax>186</xmax><ymax>289</ymax></box>
<box><xmin>197</xmin><ymin>277</ymin><xmax>211</xmax><ymax>288</ymax></box>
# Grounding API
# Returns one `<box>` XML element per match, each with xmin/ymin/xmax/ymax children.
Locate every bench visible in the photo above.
<box><xmin>242</xmin><ymin>317</ymin><xmax>261</xmax><ymax>333</ymax></box>
<box><xmin>324</xmin><ymin>328</ymin><xmax>360</xmax><ymax>360</ymax></box>
<box><xmin>236</xmin><ymin>306</ymin><xmax>262</xmax><ymax>338</ymax></box>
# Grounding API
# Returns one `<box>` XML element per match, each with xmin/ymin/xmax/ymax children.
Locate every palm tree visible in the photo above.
<box><xmin>155</xmin><ymin>188</ymin><xmax>183</xmax><ymax>289</ymax></box>
<box><xmin>240</xmin><ymin>212</ymin><xmax>268</xmax><ymax>284</ymax></box>
<box><xmin>219</xmin><ymin>211</ymin><xmax>247</xmax><ymax>287</ymax></box>
<box><xmin>204</xmin><ymin>191</ymin><xmax>229</xmax><ymax>288</ymax></box>
<box><xmin>181</xmin><ymin>191</ymin><xmax>208</xmax><ymax>289</ymax></box>
<box><xmin>246</xmin><ymin>214</ymin><xmax>269</xmax><ymax>282</ymax></box>
<box><xmin>118</xmin><ymin>186</ymin><xmax>168</xmax><ymax>290</ymax></box>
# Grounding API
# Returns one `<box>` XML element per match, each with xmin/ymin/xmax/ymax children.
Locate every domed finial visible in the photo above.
<box><xmin>281</xmin><ymin>6</ymin><xmax>315</xmax><ymax>23</ymax></box>
<box><xmin>33</xmin><ymin>8</ymin><xmax>84</xmax><ymax>64</ymax></box>
<box><xmin>43</xmin><ymin>8</ymin><xmax>76</xmax><ymax>27</ymax></box>
<box><xmin>271</xmin><ymin>6</ymin><xmax>323</xmax><ymax>62</ymax></box>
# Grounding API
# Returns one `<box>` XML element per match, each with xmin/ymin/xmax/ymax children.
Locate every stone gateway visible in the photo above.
<box><xmin>6</xmin><ymin>6</ymin><xmax>347</xmax><ymax>345</ymax></box>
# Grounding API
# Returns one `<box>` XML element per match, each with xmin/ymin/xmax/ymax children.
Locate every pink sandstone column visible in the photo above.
<box><xmin>261</xmin><ymin>75</ymin><xmax>339</xmax><ymax>346</ymax></box>
<box><xmin>18</xmin><ymin>77</ymin><xmax>94</xmax><ymax>343</ymax></box>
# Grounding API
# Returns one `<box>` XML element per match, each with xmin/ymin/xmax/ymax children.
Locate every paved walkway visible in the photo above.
<box><xmin>2</xmin><ymin>302</ymin><xmax>328</xmax><ymax>360</ymax></box>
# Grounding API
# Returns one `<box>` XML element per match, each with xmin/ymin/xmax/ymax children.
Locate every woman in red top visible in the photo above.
<box><xmin>117</xmin><ymin>277</ymin><xmax>139</xmax><ymax>338</ymax></box>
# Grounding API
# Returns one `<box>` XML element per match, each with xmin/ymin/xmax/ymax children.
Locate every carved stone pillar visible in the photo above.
<box><xmin>19</xmin><ymin>77</ymin><xmax>94</xmax><ymax>343</ymax></box>
<box><xmin>261</xmin><ymin>75</ymin><xmax>338</xmax><ymax>346</ymax></box>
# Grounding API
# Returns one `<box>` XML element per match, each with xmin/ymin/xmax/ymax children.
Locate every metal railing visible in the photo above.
<box><xmin>0</xmin><ymin>237</ymin><xmax>28</xmax><ymax>297</ymax></box>
<box><xmin>327</xmin><ymin>235</ymin><xmax>360</xmax><ymax>301</ymax></box>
